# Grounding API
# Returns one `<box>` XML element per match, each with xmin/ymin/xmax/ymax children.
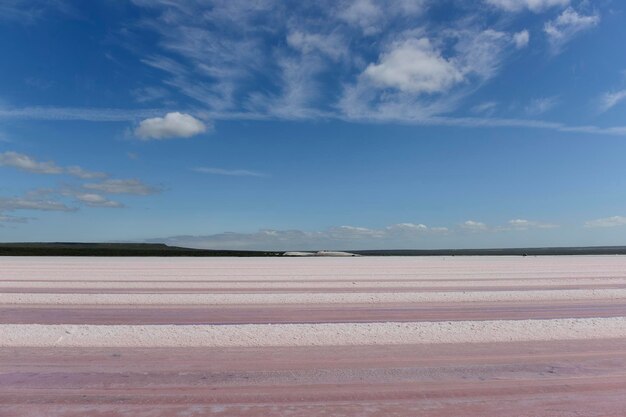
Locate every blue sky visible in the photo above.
<box><xmin>1</xmin><ymin>0</ymin><xmax>626</xmax><ymax>250</ymax></box>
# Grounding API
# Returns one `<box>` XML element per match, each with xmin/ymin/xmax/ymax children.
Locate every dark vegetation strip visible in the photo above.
<box><xmin>2</xmin><ymin>243</ymin><xmax>626</xmax><ymax>256</ymax></box>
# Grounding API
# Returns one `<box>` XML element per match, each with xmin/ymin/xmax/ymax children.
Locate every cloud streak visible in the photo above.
<box><xmin>192</xmin><ymin>167</ymin><xmax>268</xmax><ymax>177</ymax></box>
<box><xmin>598</xmin><ymin>90</ymin><xmax>626</xmax><ymax>113</ymax></box>
<box><xmin>83</xmin><ymin>179</ymin><xmax>161</xmax><ymax>196</ymax></box>
<box><xmin>148</xmin><ymin>218</ymin><xmax>559</xmax><ymax>250</ymax></box>
<box><xmin>585</xmin><ymin>216</ymin><xmax>626</xmax><ymax>228</ymax></box>
<box><xmin>485</xmin><ymin>0</ymin><xmax>569</xmax><ymax>13</ymax></box>
<box><xmin>0</xmin><ymin>151</ymin><xmax>107</xmax><ymax>179</ymax></box>
<box><xmin>544</xmin><ymin>7</ymin><xmax>600</xmax><ymax>53</ymax></box>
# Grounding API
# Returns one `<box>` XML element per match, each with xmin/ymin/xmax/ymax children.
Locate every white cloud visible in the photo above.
<box><xmin>106</xmin><ymin>1</ymin><xmax>626</xmax><ymax>136</ymax></box>
<box><xmin>148</xmin><ymin>221</ymin><xmax>447</xmax><ymax>251</ymax></box>
<box><xmin>0</xmin><ymin>151</ymin><xmax>107</xmax><ymax>178</ymax></box>
<box><xmin>0</xmin><ymin>106</ymin><xmax>162</xmax><ymax>121</ymax></box>
<box><xmin>193</xmin><ymin>167</ymin><xmax>267</xmax><ymax>177</ymax></box>
<box><xmin>544</xmin><ymin>7</ymin><xmax>600</xmax><ymax>52</ymax></box>
<box><xmin>525</xmin><ymin>96</ymin><xmax>559</xmax><ymax>115</ymax></box>
<box><xmin>598</xmin><ymin>90</ymin><xmax>626</xmax><ymax>113</ymax></box>
<box><xmin>485</xmin><ymin>0</ymin><xmax>569</xmax><ymax>13</ymax></box>
<box><xmin>584</xmin><ymin>216</ymin><xmax>626</xmax><ymax>228</ymax></box>
<box><xmin>83</xmin><ymin>179</ymin><xmax>161</xmax><ymax>195</ymax></box>
<box><xmin>505</xmin><ymin>219</ymin><xmax>559</xmax><ymax>230</ymax></box>
<box><xmin>0</xmin><ymin>213</ymin><xmax>30</xmax><ymax>223</ymax></box>
<box><xmin>0</xmin><ymin>196</ymin><xmax>74</xmax><ymax>212</ymax></box>
<box><xmin>65</xmin><ymin>166</ymin><xmax>107</xmax><ymax>179</ymax></box>
<box><xmin>364</xmin><ymin>38</ymin><xmax>464</xmax><ymax>95</ymax></box>
<box><xmin>131</xmin><ymin>86</ymin><xmax>169</xmax><ymax>103</ymax></box>
<box><xmin>73</xmin><ymin>193</ymin><xmax>123</xmax><ymax>208</ymax></box>
<box><xmin>0</xmin><ymin>151</ymin><xmax>62</xmax><ymax>174</ymax></box>
<box><xmin>461</xmin><ymin>220</ymin><xmax>489</xmax><ymax>231</ymax></box>
<box><xmin>513</xmin><ymin>30</ymin><xmax>530</xmax><ymax>48</ymax></box>
<box><xmin>0</xmin><ymin>0</ymin><xmax>78</xmax><ymax>23</ymax></box>
<box><xmin>287</xmin><ymin>31</ymin><xmax>347</xmax><ymax>62</ymax></box>
<box><xmin>471</xmin><ymin>101</ymin><xmax>498</xmax><ymax>115</ymax></box>
<box><xmin>134</xmin><ymin>112</ymin><xmax>208</xmax><ymax>140</ymax></box>
<box><xmin>338</xmin><ymin>0</ymin><xmax>383</xmax><ymax>35</ymax></box>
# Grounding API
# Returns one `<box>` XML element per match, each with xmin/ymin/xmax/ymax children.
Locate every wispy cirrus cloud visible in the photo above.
<box><xmin>0</xmin><ymin>0</ymin><xmax>79</xmax><ymax>23</ymax></box>
<box><xmin>544</xmin><ymin>7</ymin><xmax>600</xmax><ymax>53</ymax></box>
<box><xmin>485</xmin><ymin>0</ymin><xmax>569</xmax><ymax>13</ymax></box>
<box><xmin>83</xmin><ymin>179</ymin><xmax>161</xmax><ymax>196</ymax></box>
<box><xmin>0</xmin><ymin>106</ymin><xmax>163</xmax><ymax>121</ymax></box>
<box><xmin>525</xmin><ymin>96</ymin><xmax>559</xmax><ymax>115</ymax></box>
<box><xmin>598</xmin><ymin>90</ymin><xmax>626</xmax><ymax>113</ymax></box>
<box><xmin>193</xmin><ymin>167</ymin><xmax>268</xmax><ymax>177</ymax></box>
<box><xmin>0</xmin><ymin>1</ymin><xmax>617</xmax><ymax>138</ymax></box>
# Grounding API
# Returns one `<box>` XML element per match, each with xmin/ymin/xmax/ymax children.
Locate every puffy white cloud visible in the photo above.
<box><xmin>83</xmin><ymin>179</ymin><xmax>161</xmax><ymax>195</ymax></box>
<box><xmin>364</xmin><ymin>38</ymin><xmax>464</xmax><ymax>95</ymax></box>
<box><xmin>485</xmin><ymin>0</ymin><xmax>569</xmax><ymax>13</ymax></box>
<box><xmin>598</xmin><ymin>90</ymin><xmax>626</xmax><ymax>113</ymax></box>
<box><xmin>193</xmin><ymin>167</ymin><xmax>267</xmax><ymax>177</ymax></box>
<box><xmin>513</xmin><ymin>30</ymin><xmax>530</xmax><ymax>48</ymax></box>
<box><xmin>0</xmin><ymin>151</ymin><xmax>106</xmax><ymax>178</ymax></box>
<box><xmin>544</xmin><ymin>8</ymin><xmax>600</xmax><ymax>52</ymax></box>
<box><xmin>134</xmin><ymin>112</ymin><xmax>208</xmax><ymax>140</ymax></box>
<box><xmin>584</xmin><ymin>216</ymin><xmax>626</xmax><ymax>228</ymax></box>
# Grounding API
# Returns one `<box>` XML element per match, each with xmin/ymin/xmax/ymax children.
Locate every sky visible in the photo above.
<box><xmin>1</xmin><ymin>0</ymin><xmax>626</xmax><ymax>250</ymax></box>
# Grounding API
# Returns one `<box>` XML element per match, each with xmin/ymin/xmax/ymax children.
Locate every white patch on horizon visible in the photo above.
<box><xmin>585</xmin><ymin>216</ymin><xmax>626</xmax><ymax>228</ymax></box>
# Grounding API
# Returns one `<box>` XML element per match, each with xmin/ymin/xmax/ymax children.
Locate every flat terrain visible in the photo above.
<box><xmin>1</xmin><ymin>256</ymin><xmax>625</xmax><ymax>416</ymax></box>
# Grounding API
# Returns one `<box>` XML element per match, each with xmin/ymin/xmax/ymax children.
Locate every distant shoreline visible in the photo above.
<box><xmin>1</xmin><ymin>243</ymin><xmax>626</xmax><ymax>256</ymax></box>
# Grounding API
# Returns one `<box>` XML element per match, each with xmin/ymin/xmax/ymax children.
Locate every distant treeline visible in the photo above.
<box><xmin>1</xmin><ymin>243</ymin><xmax>626</xmax><ymax>256</ymax></box>
<box><xmin>352</xmin><ymin>247</ymin><xmax>626</xmax><ymax>256</ymax></box>
<box><xmin>0</xmin><ymin>243</ymin><xmax>282</xmax><ymax>257</ymax></box>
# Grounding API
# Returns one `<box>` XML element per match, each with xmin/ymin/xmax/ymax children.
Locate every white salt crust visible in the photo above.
<box><xmin>1</xmin><ymin>289</ymin><xmax>624</xmax><ymax>305</ymax></box>
<box><xmin>1</xmin><ymin>318</ymin><xmax>624</xmax><ymax>347</ymax></box>
<box><xmin>1</xmin><ymin>277</ymin><xmax>625</xmax><ymax>289</ymax></box>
